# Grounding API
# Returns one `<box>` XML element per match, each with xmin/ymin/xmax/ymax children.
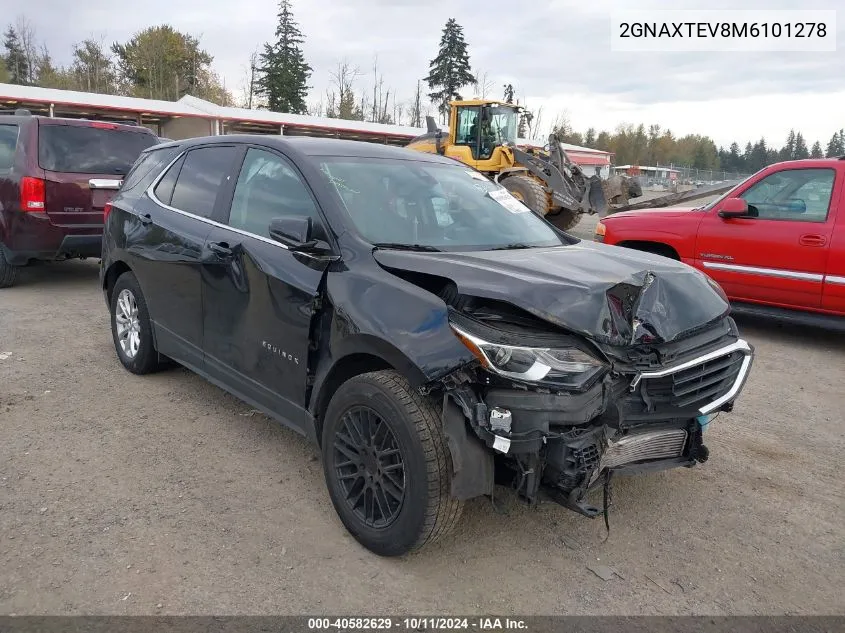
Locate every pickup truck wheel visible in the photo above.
<box><xmin>321</xmin><ymin>370</ymin><xmax>464</xmax><ymax>556</ymax></box>
<box><xmin>0</xmin><ymin>249</ymin><xmax>19</xmax><ymax>288</ymax></box>
<box><xmin>109</xmin><ymin>271</ymin><xmax>163</xmax><ymax>375</ymax></box>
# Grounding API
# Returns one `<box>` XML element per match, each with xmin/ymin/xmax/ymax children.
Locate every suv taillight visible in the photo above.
<box><xmin>103</xmin><ymin>202</ymin><xmax>113</xmax><ymax>223</ymax></box>
<box><xmin>20</xmin><ymin>177</ymin><xmax>45</xmax><ymax>212</ymax></box>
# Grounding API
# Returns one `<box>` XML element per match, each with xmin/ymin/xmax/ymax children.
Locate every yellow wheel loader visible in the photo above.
<box><xmin>405</xmin><ymin>100</ymin><xmax>627</xmax><ymax>230</ymax></box>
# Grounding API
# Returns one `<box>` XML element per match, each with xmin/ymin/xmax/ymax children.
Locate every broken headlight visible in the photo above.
<box><xmin>451</xmin><ymin>324</ymin><xmax>607</xmax><ymax>389</ymax></box>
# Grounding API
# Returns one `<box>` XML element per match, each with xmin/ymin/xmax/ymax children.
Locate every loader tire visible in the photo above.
<box><xmin>501</xmin><ymin>174</ymin><xmax>547</xmax><ymax>216</ymax></box>
<box><xmin>546</xmin><ymin>208</ymin><xmax>582</xmax><ymax>231</ymax></box>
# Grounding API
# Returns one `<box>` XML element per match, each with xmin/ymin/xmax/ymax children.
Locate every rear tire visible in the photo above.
<box><xmin>109</xmin><ymin>271</ymin><xmax>165</xmax><ymax>375</ymax></box>
<box><xmin>501</xmin><ymin>174</ymin><xmax>547</xmax><ymax>216</ymax></box>
<box><xmin>0</xmin><ymin>249</ymin><xmax>19</xmax><ymax>288</ymax></box>
<box><xmin>321</xmin><ymin>370</ymin><xmax>464</xmax><ymax>556</ymax></box>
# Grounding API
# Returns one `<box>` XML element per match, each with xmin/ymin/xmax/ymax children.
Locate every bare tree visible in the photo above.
<box><xmin>237</xmin><ymin>49</ymin><xmax>260</xmax><ymax>108</ymax></box>
<box><xmin>326</xmin><ymin>59</ymin><xmax>363</xmax><ymax>120</ymax></box>
<box><xmin>473</xmin><ymin>70</ymin><xmax>494</xmax><ymax>99</ymax></box>
<box><xmin>15</xmin><ymin>15</ymin><xmax>39</xmax><ymax>84</ymax></box>
<box><xmin>410</xmin><ymin>80</ymin><xmax>423</xmax><ymax>127</ymax></box>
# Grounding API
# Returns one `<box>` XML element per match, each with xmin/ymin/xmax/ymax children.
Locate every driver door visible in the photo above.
<box><xmin>201</xmin><ymin>145</ymin><xmax>334</xmax><ymax>434</ymax></box>
<box><xmin>695</xmin><ymin>166</ymin><xmax>839</xmax><ymax>309</ymax></box>
<box><xmin>449</xmin><ymin>105</ymin><xmax>482</xmax><ymax>167</ymax></box>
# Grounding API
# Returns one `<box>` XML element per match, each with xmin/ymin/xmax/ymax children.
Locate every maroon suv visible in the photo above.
<box><xmin>0</xmin><ymin>111</ymin><xmax>159</xmax><ymax>287</ymax></box>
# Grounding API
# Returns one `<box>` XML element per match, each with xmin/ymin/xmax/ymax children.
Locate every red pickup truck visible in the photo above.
<box><xmin>595</xmin><ymin>157</ymin><xmax>845</xmax><ymax>328</ymax></box>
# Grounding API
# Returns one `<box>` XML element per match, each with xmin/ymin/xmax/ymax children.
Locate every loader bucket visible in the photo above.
<box><xmin>587</xmin><ymin>176</ymin><xmax>609</xmax><ymax>216</ymax></box>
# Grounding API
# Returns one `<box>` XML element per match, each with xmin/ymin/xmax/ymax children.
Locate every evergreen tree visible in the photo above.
<box><xmin>825</xmin><ymin>130</ymin><xmax>845</xmax><ymax>157</ymax></box>
<box><xmin>424</xmin><ymin>18</ymin><xmax>476</xmax><ymax>121</ymax></box>
<box><xmin>584</xmin><ymin>127</ymin><xmax>596</xmax><ymax>148</ymax></box>
<box><xmin>254</xmin><ymin>0</ymin><xmax>312</xmax><ymax>113</ymax></box>
<box><xmin>810</xmin><ymin>140</ymin><xmax>823</xmax><ymax>158</ymax></box>
<box><xmin>780</xmin><ymin>129</ymin><xmax>796</xmax><ymax>160</ymax></box>
<box><xmin>728</xmin><ymin>142</ymin><xmax>741</xmax><ymax>171</ymax></box>
<box><xmin>793</xmin><ymin>132</ymin><xmax>809</xmax><ymax>159</ymax></box>
<box><xmin>3</xmin><ymin>26</ymin><xmax>29</xmax><ymax>85</ymax></box>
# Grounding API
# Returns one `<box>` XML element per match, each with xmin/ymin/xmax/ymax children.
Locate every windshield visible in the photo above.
<box><xmin>486</xmin><ymin>106</ymin><xmax>518</xmax><ymax>145</ymax></box>
<box><xmin>319</xmin><ymin>157</ymin><xmax>566</xmax><ymax>251</ymax></box>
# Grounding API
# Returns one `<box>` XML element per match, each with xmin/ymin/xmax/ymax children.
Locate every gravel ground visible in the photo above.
<box><xmin>1</xmin><ymin>216</ymin><xmax>843</xmax><ymax>615</ymax></box>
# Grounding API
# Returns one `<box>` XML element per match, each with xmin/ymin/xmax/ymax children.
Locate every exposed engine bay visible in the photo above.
<box><xmin>402</xmin><ymin>264</ymin><xmax>754</xmax><ymax>522</ymax></box>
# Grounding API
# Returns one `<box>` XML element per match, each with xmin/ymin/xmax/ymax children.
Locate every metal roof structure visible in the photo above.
<box><xmin>0</xmin><ymin>82</ymin><xmax>614</xmax><ymax>160</ymax></box>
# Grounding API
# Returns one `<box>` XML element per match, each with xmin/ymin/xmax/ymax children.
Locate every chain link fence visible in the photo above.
<box><xmin>618</xmin><ymin>165</ymin><xmax>752</xmax><ymax>193</ymax></box>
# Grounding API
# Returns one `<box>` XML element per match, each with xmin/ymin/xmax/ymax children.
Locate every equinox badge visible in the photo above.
<box><xmin>262</xmin><ymin>340</ymin><xmax>299</xmax><ymax>364</ymax></box>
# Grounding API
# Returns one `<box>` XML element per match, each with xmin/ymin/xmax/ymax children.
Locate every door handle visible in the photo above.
<box><xmin>138</xmin><ymin>213</ymin><xmax>152</xmax><ymax>226</ymax></box>
<box><xmin>208</xmin><ymin>241</ymin><xmax>233</xmax><ymax>258</ymax></box>
<box><xmin>799</xmin><ymin>234</ymin><xmax>826</xmax><ymax>247</ymax></box>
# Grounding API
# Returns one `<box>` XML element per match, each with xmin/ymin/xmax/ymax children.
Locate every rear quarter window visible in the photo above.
<box><xmin>120</xmin><ymin>146</ymin><xmax>179</xmax><ymax>193</ymax></box>
<box><xmin>0</xmin><ymin>124</ymin><xmax>19</xmax><ymax>172</ymax></box>
<box><xmin>38</xmin><ymin>124</ymin><xmax>157</xmax><ymax>175</ymax></box>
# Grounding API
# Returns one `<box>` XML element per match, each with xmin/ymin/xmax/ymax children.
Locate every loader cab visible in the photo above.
<box><xmin>449</xmin><ymin>100</ymin><xmax>519</xmax><ymax>168</ymax></box>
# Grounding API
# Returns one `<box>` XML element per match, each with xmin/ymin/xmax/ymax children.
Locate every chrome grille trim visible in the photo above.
<box><xmin>630</xmin><ymin>339</ymin><xmax>753</xmax><ymax>415</ymax></box>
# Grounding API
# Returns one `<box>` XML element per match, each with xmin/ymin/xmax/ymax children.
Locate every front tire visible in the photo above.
<box><xmin>0</xmin><ymin>249</ymin><xmax>19</xmax><ymax>288</ymax></box>
<box><xmin>109</xmin><ymin>271</ymin><xmax>164</xmax><ymax>374</ymax></box>
<box><xmin>545</xmin><ymin>208</ymin><xmax>582</xmax><ymax>231</ymax></box>
<box><xmin>501</xmin><ymin>174</ymin><xmax>547</xmax><ymax>216</ymax></box>
<box><xmin>321</xmin><ymin>370</ymin><xmax>464</xmax><ymax>556</ymax></box>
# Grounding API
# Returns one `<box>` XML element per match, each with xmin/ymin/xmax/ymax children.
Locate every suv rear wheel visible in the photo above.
<box><xmin>0</xmin><ymin>249</ymin><xmax>19</xmax><ymax>288</ymax></box>
<box><xmin>109</xmin><ymin>271</ymin><xmax>165</xmax><ymax>374</ymax></box>
<box><xmin>321</xmin><ymin>370</ymin><xmax>464</xmax><ymax>556</ymax></box>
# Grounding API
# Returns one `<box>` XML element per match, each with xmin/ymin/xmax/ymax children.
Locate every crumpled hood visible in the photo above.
<box><xmin>372</xmin><ymin>241</ymin><xmax>730</xmax><ymax>347</ymax></box>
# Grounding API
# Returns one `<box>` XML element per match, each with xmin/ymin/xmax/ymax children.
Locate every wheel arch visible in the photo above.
<box><xmin>616</xmin><ymin>240</ymin><xmax>681</xmax><ymax>260</ymax></box>
<box><xmin>309</xmin><ymin>337</ymin><xmax>429</xmax><ymax>446</ymax></box>
<box><xmin>103</xmin><ymin>259</ymin><xmax>133</xmax><ymax>304</ymax></box>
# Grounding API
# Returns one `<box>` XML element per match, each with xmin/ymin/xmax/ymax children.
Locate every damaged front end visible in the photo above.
<box><xmin>428</xmin><ymin>295</ymin><xmax>753</xmax><ymax>521</ymax></box>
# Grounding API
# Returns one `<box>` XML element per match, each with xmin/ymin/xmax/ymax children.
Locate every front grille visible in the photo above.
<box><xmin>601</xmin><ymin>429</ymin><xmax>688</xmax><ymax>469</ymax></box>
<box><xmin>641</xmin><ymin>349</ymin><xmax>745</xmax><ymax>412</ymax></box>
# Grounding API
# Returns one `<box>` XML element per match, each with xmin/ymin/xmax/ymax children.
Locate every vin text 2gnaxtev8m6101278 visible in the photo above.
<box><xmin>100</xmin><ymin>135</ymin><xmax>754</xmax><ymax>556</ymax></box>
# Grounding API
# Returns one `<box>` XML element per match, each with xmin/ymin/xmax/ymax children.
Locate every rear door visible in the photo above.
<box><xmin>127</xmin><ymin>143</ymin><xmax>242</xmax><ymax>370</ymax></box>
<box><xmin>695</xmin><ymin>166</ymin><xmax>839</xmax><ymax>310</ymax></box>
<box><xmin>37</xmin><ymin>120</ymin><xmax>157</xmax><ymax>229</ymax></box>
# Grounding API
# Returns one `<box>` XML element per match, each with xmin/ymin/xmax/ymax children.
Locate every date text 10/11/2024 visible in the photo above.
<box><xmin>307</xmin><ymin>618</ymin><xmax>529</xmax><ymax>630</ymax></box>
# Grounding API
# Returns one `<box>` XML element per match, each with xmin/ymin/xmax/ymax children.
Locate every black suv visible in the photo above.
<box><xmin>0</xmin><ymin>111</ymin><xmax>159</xmax><ymax>287</ymax></box>
<box><xmin>100</xmin><ymin>135</ymin><xmax>754</xmax><ymax>556</ymax></box>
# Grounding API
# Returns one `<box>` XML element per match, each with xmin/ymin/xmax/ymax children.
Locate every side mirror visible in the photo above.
<box><xmin>268</xmin><ymin>216</ymin><xmax>330</xmax><ymax>253</ymax></box>
<box><xmin>718</xmin><ymin>197</ymin><xmax>751</xmax><ymax>218</ymax></box>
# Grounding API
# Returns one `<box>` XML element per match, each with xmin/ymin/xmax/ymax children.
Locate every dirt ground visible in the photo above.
<box><xmin>1</xmin><ymin>221</ymin><xmax>843</xmax><ymax>615</ymax></box>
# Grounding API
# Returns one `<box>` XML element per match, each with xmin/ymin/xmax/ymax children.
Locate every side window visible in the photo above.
<box><xmin>740</xmin><ymin>168</ymin><xmax>835</xmax><ymax>222</ymax></box>
<box><xmin>228</xmin><ymin>147</ymin><xmax>322</xmax><ymax>239</ymax></box>
<box><xmin>0</xmin><ymin>124</ymin><xmax>19</xmax><ymax>172</ymax></box>
<box><xmin>153</xmin><ymin>154</ymin><xmax>185</xmax><ymax>206</ymax></box>
<box><xmin>122</xmin><ymin>146</ymin><xmax>178</xmax><ymax>193</ymax></box>
<box><xmin>170</xmin><ymin>146</ymin><xmax>239</xmax><ymax>218</ymax></box>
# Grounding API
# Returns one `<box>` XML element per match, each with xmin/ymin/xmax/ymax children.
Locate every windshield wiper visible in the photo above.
<box><xmin>372</xmin><ymin>242</ymin><xmax>442</xmax><ymax>252</ymax></box>
<box><xmin>489</xmin><ymin>243</ymin><xmax>535</xmax><ymax>250</ymax></box>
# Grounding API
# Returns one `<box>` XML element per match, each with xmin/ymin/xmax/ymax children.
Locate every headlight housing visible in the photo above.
<box><xmin>451</xmin><ymin>323</ymin><xmax>607</xmax><ymax>389</ymax></box>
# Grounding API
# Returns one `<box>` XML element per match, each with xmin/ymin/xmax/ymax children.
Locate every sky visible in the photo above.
<box><xmin>9</xmin><ymin>0</ymin><xmax>845</xmax><ymax>149</ymax></box>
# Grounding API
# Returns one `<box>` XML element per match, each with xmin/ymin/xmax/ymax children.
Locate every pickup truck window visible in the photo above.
<box><xmin>740</xmin><ymin>168</ymin><xmax>835</xmax><ymax>222</ymax></box>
